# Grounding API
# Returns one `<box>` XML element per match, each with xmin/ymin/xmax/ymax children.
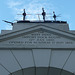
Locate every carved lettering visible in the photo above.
<box><xmin>8</xmin><ymin>32</ymin><xmax>74</xmax><ymax>45</ymax></box>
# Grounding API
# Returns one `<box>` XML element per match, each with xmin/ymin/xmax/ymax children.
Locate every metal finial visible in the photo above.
<box><xmin>23</xmin><ymin>9</ymin><xmax>26</xmax><ymax>21</ymax></box>
<box><xmin>53</xmin><ymin>11</ymin><xmax>56</xmax><ymax>21</ymax></box>
<box><xmin>42</xmin><ymin>8</ymin><xmax>46</xmax><ymax>22</ymax></box>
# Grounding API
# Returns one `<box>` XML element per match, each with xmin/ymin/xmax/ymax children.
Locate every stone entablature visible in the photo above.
<box><xmin>0</xmin><ymin>24</ymin><xmax>75</xmax><ymax>49</ymax></box>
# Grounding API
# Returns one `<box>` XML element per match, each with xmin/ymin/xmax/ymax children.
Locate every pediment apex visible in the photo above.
<box><xmin>0</xmin><ymin>25</ymin><xmax>75</xmax><ymax>42</ymax></box>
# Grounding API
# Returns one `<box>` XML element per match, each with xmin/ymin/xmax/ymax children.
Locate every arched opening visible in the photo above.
<box><xmin>9</xmin><ymin>67</ymin><xmax>73</xmax><ymax>75</ymax></box>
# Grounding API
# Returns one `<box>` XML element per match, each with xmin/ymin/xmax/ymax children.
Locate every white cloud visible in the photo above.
<box><xmin>7</xmin><ymin>0</ymin><xmax>55</xmax><ymax>21</ymax></box>
<box><xmin>7</xmin><ymin>0</ymin><xmax>23</xmax><ymax>8</ymax></box>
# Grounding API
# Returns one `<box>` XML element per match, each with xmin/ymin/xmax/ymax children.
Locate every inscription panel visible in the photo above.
<box><xmin>1</xmin><ymin>31</ymin><xmax>75</xmax><ymax>48</ymax></box>
<box><xmin>9</xmin><ymin>31</ymin><xmax>74</xmax><ymax>44</ymax></box>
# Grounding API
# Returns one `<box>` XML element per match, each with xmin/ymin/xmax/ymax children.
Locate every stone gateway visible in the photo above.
<box><xmin>0</xmin><ymin>21</ymin><xmax>75</xmax><ymax>75</ymax></box>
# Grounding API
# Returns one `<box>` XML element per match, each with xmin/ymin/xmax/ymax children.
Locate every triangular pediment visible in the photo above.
<box><xmin>0</xmin><ymin>25</ymin><xmax>75</xmax><ymax>48</ymax></box>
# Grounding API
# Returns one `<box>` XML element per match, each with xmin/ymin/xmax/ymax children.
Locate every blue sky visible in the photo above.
<box><xmin>0</xmin><ymin>0</ymin><xmax>75</xmax><ymax>33</ymax></box>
